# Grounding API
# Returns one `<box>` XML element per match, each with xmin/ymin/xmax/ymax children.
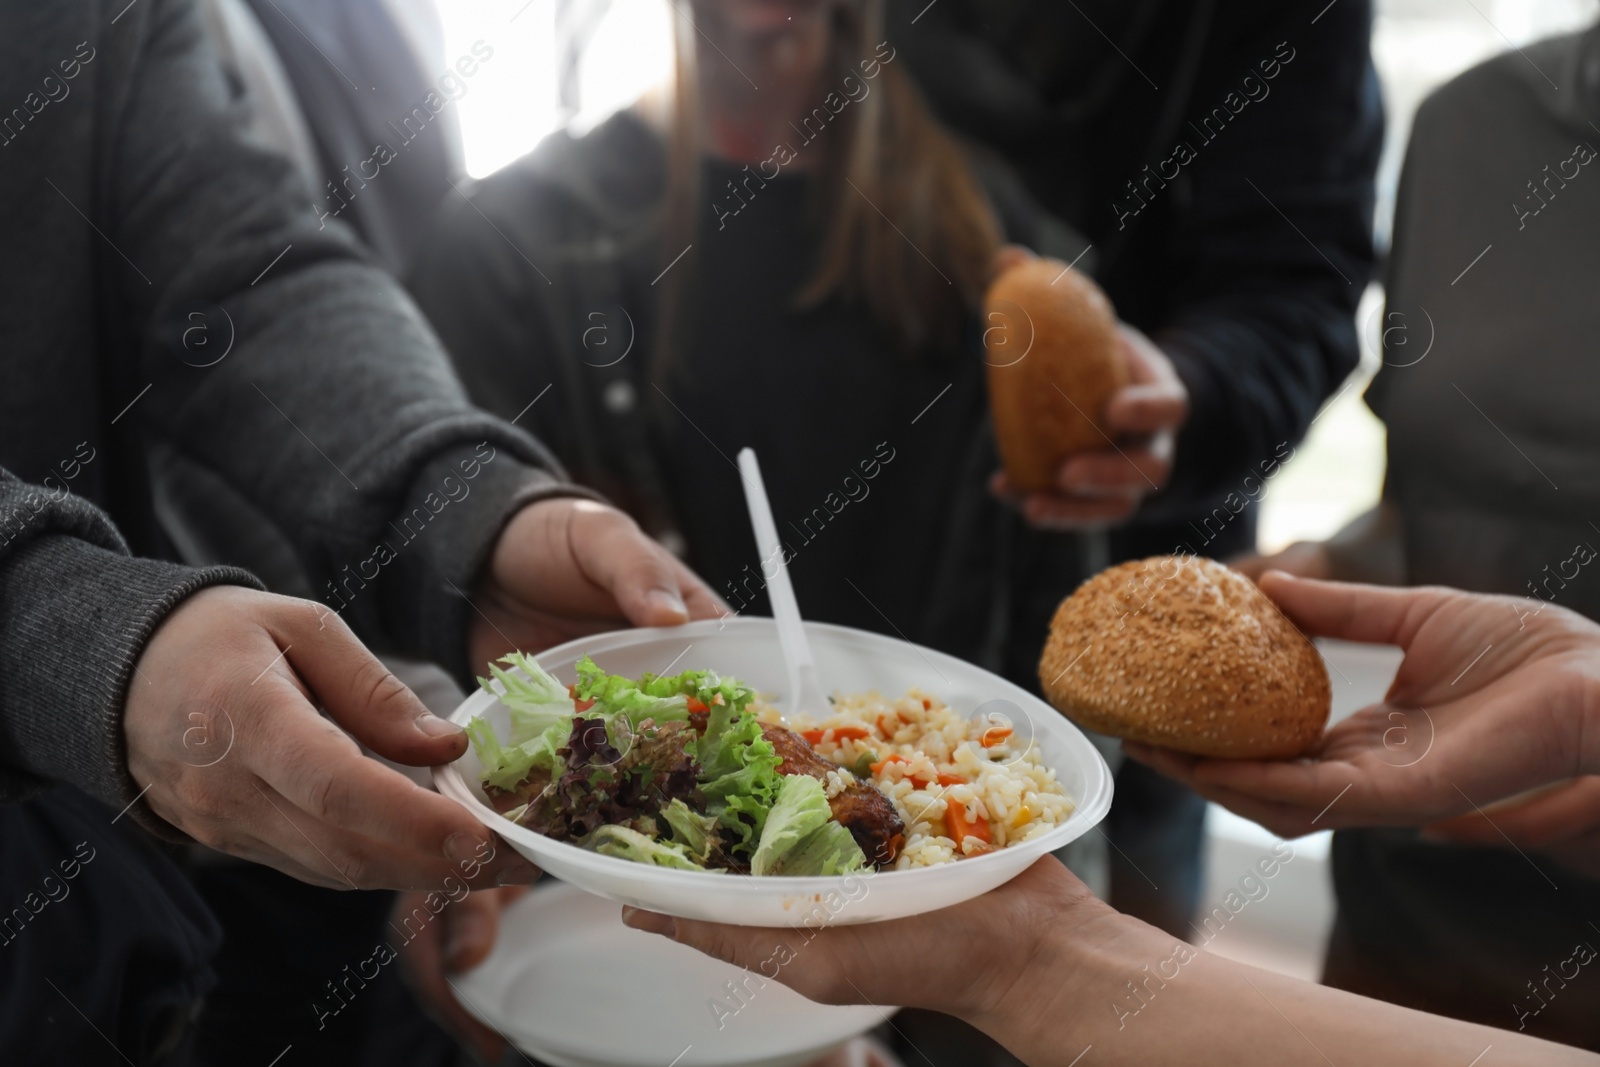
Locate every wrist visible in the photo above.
<box><xmin>964</xmin><ymin>894</ymin><xmax>1158</xmax><ymax>1046</ymax></box>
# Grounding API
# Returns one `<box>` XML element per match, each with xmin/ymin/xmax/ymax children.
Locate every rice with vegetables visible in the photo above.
<box><xmin>758</xmin><ymin>689</ymin><xmax>1074</xmax><ymax>869</ymax></box>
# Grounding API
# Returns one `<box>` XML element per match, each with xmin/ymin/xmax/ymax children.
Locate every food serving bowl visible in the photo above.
<box><xmin>434</xmin><ymin>617</ymin><xmax>1114</xmax><ymax>926</ymax></box>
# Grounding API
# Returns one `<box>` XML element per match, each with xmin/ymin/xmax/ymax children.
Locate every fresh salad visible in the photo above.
<box><xmin>464</xmin><ymin>653</ymin><xmax>905</xmax><ymax>875</ymax></box>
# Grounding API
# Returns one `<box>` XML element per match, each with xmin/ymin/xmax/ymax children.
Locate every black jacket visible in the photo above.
<box><xmin>408</xmin><ymin>2</ymin><xmax>1380</xmax><ymax>691</ymax></box>
<box><xmin>894</xmin><ymin>0</ymin><xmax>1383</xmax><ymax>518</ymax></box>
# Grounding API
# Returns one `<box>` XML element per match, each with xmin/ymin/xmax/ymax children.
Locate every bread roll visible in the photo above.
<box><xmin>984</xmin><ymin>259</ymin><xmax>1128</xmax><ymax>492</ymax></box>
<box><xmin>1038</xmin><ymin>556</ymin><xmax>1330</xmax><ymax>759</ymax></box>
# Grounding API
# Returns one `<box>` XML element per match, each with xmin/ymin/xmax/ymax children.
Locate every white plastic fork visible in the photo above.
<box><xmin>736</xmin><ymin>447</ymin><xmax>827</xmax><ymax>717</ymax></box>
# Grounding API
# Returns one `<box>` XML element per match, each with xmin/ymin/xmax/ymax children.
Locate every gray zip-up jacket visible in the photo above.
<box><xmin>0</xmin><ymin>0</ymin><xmax>577</xmax><ymax>827</ymax></box>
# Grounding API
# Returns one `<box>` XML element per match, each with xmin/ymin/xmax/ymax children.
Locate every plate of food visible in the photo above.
<box><xmin>433</xmin><ymin>616</ymin><xmax>1113</xmax><ymax>926</ymax></box>
<box><xmin>453</xmin><ymin>880</ymin><xmax>887</xmax><ymax>1067</ymax></box>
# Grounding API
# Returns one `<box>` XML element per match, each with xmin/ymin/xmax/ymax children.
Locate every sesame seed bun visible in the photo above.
<box><xmin>1038</xmin><ymin>556</ymin><xmax>1331</xmax><ymax>759</ymax></box>
<box><xmin>984</xmin><ymin>259</ymin><xmax>1128</xmax><ymax>493</ymax></box>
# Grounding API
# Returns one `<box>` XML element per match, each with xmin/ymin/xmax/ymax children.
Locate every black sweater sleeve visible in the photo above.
<box><xmin>1145</xmin><ymin>0</ymin><xmax>1382</xmax><ymax>514</ymax></box>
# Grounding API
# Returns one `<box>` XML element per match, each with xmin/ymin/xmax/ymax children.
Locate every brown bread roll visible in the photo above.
<box><xmin>1039</xmin><ymin>555</ymin><xmax>1331</xmax><ymax>759</ymax></box>
<box><xmin>984</xmin><ymin>258</ymin><xmax>1128</xmax><ymax>492</ymax></box>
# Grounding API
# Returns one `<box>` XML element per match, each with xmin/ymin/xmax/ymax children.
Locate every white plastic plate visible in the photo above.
<box><xmin>434</xmin><ymin>617</ymin><xmax>1113</xmax><ymax>926</ymax></box>
<box><xmin>453</xmin><ymin>880</ymin><xmax>884</xmax><ymax>1067</ymax></box>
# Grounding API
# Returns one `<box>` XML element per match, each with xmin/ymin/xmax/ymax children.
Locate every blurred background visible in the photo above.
<box><xmin>433</xmin><ymin>0</ymin><xmax>1599</xmax><ymax>979</ymax></box>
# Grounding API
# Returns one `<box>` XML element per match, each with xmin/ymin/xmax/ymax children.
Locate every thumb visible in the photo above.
<box><xmin>1104</xmin><ymin>384</ymin><xmax>1186</xmax><ymax>436</ymax></box>
<box><xmin>583</xmin><ymin>507</ymin><xmax>693</xmax><ymax>627</ymax></box>
<box><xmin>991</xmin><ymin>244</ymin><xmax>1036</xmax><ymax>279</ymax></box>
<box><xmin>276</xmin><ymin>603</ymin><xmax>467</xmax><ymax>766</ymax></box>
<box><xmin>1257</xmin><ymin>571</ymin><xmax>1452</xmax><ymax>650</ymax></box>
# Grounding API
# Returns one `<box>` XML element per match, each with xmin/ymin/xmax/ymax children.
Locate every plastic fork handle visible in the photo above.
<box><xmin>737</xmin><ymin>448</ymin><xmax>826</xmax><ymax>715</ymax></box>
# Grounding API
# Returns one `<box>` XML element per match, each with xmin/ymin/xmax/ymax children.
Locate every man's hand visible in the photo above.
<box><xmin>1126</xmin><ymin>572</ymin><xmax>1600</xmax><ymax>839</ymax></box>
<box><xmin>468</xmin><ymin>498</ymin><xmax>726</xmax><ymax>669</ymax></box>
<box><xmin>125</xmin><ymin>586</ymin><xmax>539</xmax><ymax>890</ymax></box>
<box><xmin>394</xmin><ymin>885</ymin><xmax>527</xmax><ymax>1063</ymax></box>
<box><xmin>992</xmin><ymin>324</ymin><xmax>1189</xmax><ymax>529</ymax></box>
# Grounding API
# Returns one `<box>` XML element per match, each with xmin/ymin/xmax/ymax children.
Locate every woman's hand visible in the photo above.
<box><xmin>1126</xmin><ymin>572</ymin><xmax>1600</xmax><ymax>838</ymax></box>
<box><xmin>469</xmin><ymin>498</ymin><xmax>727</xmax><ymax>668</ymax></box>
<box><xmin>985</xmin><ymin>247</ymin><xmax>1188</xmax><ymax>530</ymax></box>
<box><xmin>992</xmin><ymin>324</ymin><xmax>1189</xmax><ymax>530</ymax></box>
<box><xmin>622</xmin><ymin>858</ymin><xmax>1122</xmax><ymax>1027</ymax></box>
<box><xmin>1230</xmin><ymin>541</ymin><xmax>1333</xmax><ymax>583</ymax></box>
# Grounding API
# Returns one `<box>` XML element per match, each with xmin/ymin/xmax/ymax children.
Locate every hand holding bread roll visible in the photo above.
<box><xmin>984</xmin><ymin>258</ymin><xmax>1129</xmax><ymax>493</ymax></box>
<box><xmin>1039</xmin><ymin>555</ymin><xmax>1331</xmax><ymax>759</ymax></box>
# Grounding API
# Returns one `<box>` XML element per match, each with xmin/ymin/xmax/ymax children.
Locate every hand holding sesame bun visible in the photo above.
<box><xmin>984</xmin><ymin>257</ymin><xmax>1129</xmax><ymax>493</ymax></box>
<box><xmin>1038</xmin><ymin>555</ymin><xmax>1330</xmax><ymax>759</ymax></box>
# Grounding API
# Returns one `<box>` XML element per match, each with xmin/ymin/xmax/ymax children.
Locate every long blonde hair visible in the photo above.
<box><xmin>655</xmin><ymin>0</ymin><xmax>1001</xmax><ymax>365</ymax></box>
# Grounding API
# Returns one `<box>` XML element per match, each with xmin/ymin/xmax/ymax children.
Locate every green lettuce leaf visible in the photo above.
<box><xmin>768</xmin><ymin>820</ymin><xmax>868</xmax><ymax>876</ymax></box>
<box><xmin>468</xmin><ymin>652</ymin><xmax>576</xmax><ymax>790</ymax></box>
<box><xmin>573</xmin><ymin>654</ymin><xmax>694</xmax><ymax>727</ymax></box>
<box><xmin>482</xmin><ymin>652</ymin><xmax>572</xmax><ymax>743</ymax></box>
<box><xmin>691</xmin><ymin>699</ymin><xmax>783</xmax><ymax>851</ymax></box>
<box><xmin>748</xmin><ymin>775</ymin><xmax>869</xmax><ymax>876</ymax></box>
<box><xmin>587</xmin><ymin>824</ymin><xmax>709</xmax><ymax>871</ymax></box>
<box><xmin>466</xmin><ymin>715</ymin><xmax>569</xmax><ymax>792</ymax></box>
<box><xmin>662</xmin><ymin>798</ymin><xmax>720</xmax><ymax>865</ymax></box>
<box><xmin>751</xmin><ymin>774</ymin><xmax>832</xmax><ymax>875</ymax></box>
<box><xmin>575</xmin><ymin>655</ymin><xmax>756</xmax><ymax>722</ymax></box>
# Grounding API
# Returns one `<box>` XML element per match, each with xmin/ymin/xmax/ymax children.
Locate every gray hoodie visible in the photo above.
<box><xmin>1338</xmin><ymin>22</ymin><xmax>1600</xmax><ymax>1050</ymax></box>
<box><xmin>0</xmin><ymin>0</ymin><xmax>578</xmax><ymax>831</ymax></box>
<box><xmin>1368</xmin><ymin>22</ymin><xmax>1600</xmax><ymax>621</ymax></box>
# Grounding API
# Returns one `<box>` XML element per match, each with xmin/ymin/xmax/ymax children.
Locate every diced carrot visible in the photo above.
<box><xmin>573</xmin><ymin>696</ymin><xmax>595</xmax><ymax>712</ymax></box>
<box><xmin>876</xmin><ymin>714</ymin><xmax>897</xmax><ymax>737</ymax></box>
<box><xmin>921</xmin><ymin>698</ymin><xmax>931</xmax><ymax>710</ymax></box>
<box><xmin>802</xmin><ymin>725</ymin><xmax>870</xmax><ymax>745</ymax></box>
<box><xmin>870</xmin><ymin>754</ymin><xmax>909</xmax><ymax>775</ymax></box>
<box><xmin>980</xmin><ymin>725</ymin><xmax>1013</xmax><ymax>748</ymax></box>
<box><xmin>686</xmin><ymin>696</ymin><xmax>708</xmax><ymax>714</ymax></box>
<box><xmin>945</xmin><ymin>802</ymin><xmax>992</xmax><ymax>849</ymax></box>
<box><xmin>869</xmin><ymin>753</ymin><xmax>955</xmax><ymax>789</ymax></box>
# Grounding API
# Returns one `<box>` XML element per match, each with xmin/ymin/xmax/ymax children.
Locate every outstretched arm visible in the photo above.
<box><xmin>625</xmin><ymin>858</ymin><xmax>1596</xmax><ymax>1066</ymax></box>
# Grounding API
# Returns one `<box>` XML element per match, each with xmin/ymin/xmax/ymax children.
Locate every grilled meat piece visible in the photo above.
<box><xmin>760</xmin><ymin>723</ymin><xmax>905</xmax><ymax>868</ymax></box>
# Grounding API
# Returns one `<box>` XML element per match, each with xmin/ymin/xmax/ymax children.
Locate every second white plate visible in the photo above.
<box><xmin>454</xmin><ymin>880</ymin><xmax>886</xmax><ymax>1067</ymax></box>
